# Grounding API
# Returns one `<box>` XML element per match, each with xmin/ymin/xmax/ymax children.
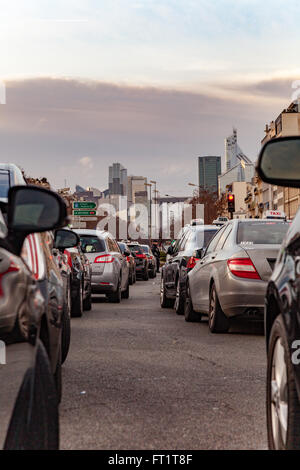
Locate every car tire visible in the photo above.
<box><xmin>108</xmin><ymin>278</ymin><xmax>121</xmax><ymax>303</ymax></box>
<box><xmin>160</xmin><ymin>275</ymin><xmax>175</xmax><ymax>308</ymax></box>
<box><xmin>143</xmin><ymin>267</ymin><xmax>149</xmax><ymax>281</ymax></box>
<box><xmin>83</xmin><ymin>287</ymin><xmax>92</xmax><ymax>311</ymax></box>
<box><xmin>122</xmin><ymin>278</ymin><xmax>130</xmax><ymax>299</ymax></box>
<box><xmin>267</xmin><ymin>314</ymin><xmax>300</xmax><ymax>450</ymax></box>
<box><xmin>208</xmin><ymin>284</ymin><xmax>229</xmax><ymax>333</ymax></box>
<box><xmin>54</xmin><ymin>346</ymin><xmax>62</xmax><ymax>404</ymax></box>
<box><xmin>184</xmin><ymin>282</ymin><xmax>201</xmax><ymax>322</ymax></box>
<box><xmin>61</xmin><ymin>302</ymin><xmax>71</xmax><ymax>365</ymax></box>
<box><xmin>4</xmin><ymin>340</ymin><xmax>59</xmax><ymax>450</ymax></box>
<box><xmin>175</xmin><ymin>280</ymin><xmax>185</xmax><ymax>315</ymax></box>
<box><xmin>71</xmin><ymin>283</ymin><xmax>83</xmax><ymax>318</ymax></box>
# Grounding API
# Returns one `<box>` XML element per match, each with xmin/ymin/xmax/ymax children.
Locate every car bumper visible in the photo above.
<box><xmin>219</xmin><ymin>273</ymin><xmax>267</xmax><ymax>318</ymax></box>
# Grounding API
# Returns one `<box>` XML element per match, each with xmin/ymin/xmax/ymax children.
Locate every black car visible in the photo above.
<box><xmin>64</xmin><ymin>244</ymin><xmax>92</xmax><ymax>317</ymax></box>
<box><xmin>160</xmin><ymin>224</ymin><xmax>218</xmax><ymax>314</ymax></box>
<box><xmin>118</xmin><ymin>241</ymin><xmax>136</xmax><ymax>285</ymax></box>
<box><xmin>0</xmin><ymin>185</ymin><xmax>67</xmax><ymax>449</ymax></box>
<box><xmin>257</xmin><ymin>135</ymin><xmax>300</xmax><ymax>450</ymax></box>
<box><xmin>127</xmin><ymin>243</ymin><xmax>149</xmax><ymax>281</ymax></box>
<box><xmin>141</xmin><ymin>244</ymin><xmax>157</xmax><ymax>278</ymax></box>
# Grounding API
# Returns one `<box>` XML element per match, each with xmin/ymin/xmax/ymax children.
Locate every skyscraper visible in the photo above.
<box><xmin>198</xmin><ymin>156</ymin><xmax>221</xmax><ymax>193</ymax></box>
<box><xmin>108</xmin><ymin>163</ymin><xmax>128</xmax><ymax>196</ymax></box>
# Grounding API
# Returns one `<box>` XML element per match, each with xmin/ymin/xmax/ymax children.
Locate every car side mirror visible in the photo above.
<box><xmin>7</xmin><ymin>185</ymin><xmax>67</xmax><ymax>255</ymax></box>
<box><xmin>194</xmin><ymin>248</ymin><xmax>204</xmax><ymax>259</ymax></box>
<box><xmin>256</xmin><ymin>136</ymin><xmax>300</xmax><ymax>187</ymax></box>
<box><xmin>167</xmin><ymin>246</ymin><xmax>173</xmax><ymax>255</ymax></box>
<box><xmin>54</xmin><ymin>229</ymin><xmax>80</xmax><ymax>251</ymax></box>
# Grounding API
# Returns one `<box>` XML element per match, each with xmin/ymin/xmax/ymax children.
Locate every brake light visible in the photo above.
<box><xmin>94</xmin><ymin>254</ymin><xmax>115</xmax><ymax>263</ymax></box>
<box><xmin>64</xmin><ymin>249</ymin><xmax>73</xmax><ymax>269</ymax></box>
<box><xmin>227</xmin><ymin>258</ymin><xmax>261</xmax><ymax>280</ymax></box>
<box><xmin>0</xmin><ymin>262</ymin><xmax>20</xmax><ymax>296</ymax></box>
<box><xmin>187</xmin><ymin>256</ymin><xmax>199</xmax><ymax>270</ymax></box>
<box><xmin>126</xmin><ymin>256</ymin><xmax>131</xmax><ymax>262</ymax></box>
<box><xmin>136</xmin><ymin>254</ymin><xmax>147</xmax><ymax>259</ymax></box>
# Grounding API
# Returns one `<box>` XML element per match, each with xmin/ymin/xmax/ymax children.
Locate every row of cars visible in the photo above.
<box><xmin>0</xmin><ymin>164</ymin><xmax>161</xmax><ymax>449</ymax></box>
<box><xmin>160</xmin><ymin>135</ymin><xmax>300</xmax><ymax>450</ymax></box>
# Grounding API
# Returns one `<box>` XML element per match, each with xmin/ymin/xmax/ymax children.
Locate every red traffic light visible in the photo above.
<box><xmin>228</xmin><ymin>194</ymin><xmax>234</xmax><ymax>201</ymax></box>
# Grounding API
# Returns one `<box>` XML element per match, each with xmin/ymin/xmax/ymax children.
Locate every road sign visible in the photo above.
<box><xmin>72</xmin><ymin>217</ymin><xmax>98</xmax><ymax>221</ymax></box>
<box><xmin>73</xmin><ymin>210</ymin><xmax>97</xmax><ymax>216</ymax></box>
<box><xmin>71</xmin><ymin>222</ymin><xmax>87</xmax><ymax>228</ymax></box>
<box><xmin>73</xmin><ymin>201</ymin><xmax>97</xmax><ymax>209</ymax></box>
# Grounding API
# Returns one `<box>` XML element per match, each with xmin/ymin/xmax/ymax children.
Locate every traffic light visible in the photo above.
<box><xmin>227</xmin><ymin>193</ymin><xmax>235</xmax><ymax>213</ymax></box>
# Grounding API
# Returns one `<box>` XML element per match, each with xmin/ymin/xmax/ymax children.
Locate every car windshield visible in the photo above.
<box><xmin>237</xmin><ymin>221</ymin><xmax>289</xmax><ymax>245</ymax></box>
<box><xmin>0</xmin><ymin>171</ymin><xmax>10</xmax><ymax>199</ymax></box>
<box><xmin>80</xmin><ymin>235</ymin><xmax>106</xmax><ymax>253</ymax></box>
<box><xmin>128</xmin><ymin>245</ymin><xmax>143</xmax><ymax>254</ymax></box>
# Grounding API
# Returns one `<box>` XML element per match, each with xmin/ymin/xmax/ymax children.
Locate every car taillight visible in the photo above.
<box><xmin>94</xmin><ymin>254</ymin><xmax>115</xmax><ymax>263</ymax></box>
<box><xmin>0</xmin><ymin>262</ymin><xmax>20</xmax><ymax>296</ymax></box>
<box><xmin>187</xmin><ymin>256</ymin><xmax>199</xmax><ymax>270</ymax></box>
<box><xmin>136</xmin><ymin>254</ymin><xmax>147</xmax><ymax>259</ymax></box>
<box><xmin>126</xmin><ymin>256</ymin><xmax>131</xmax><ymax>262</ymax></box>
<box><xmin>64</xmin><ymin>249</ymin><xmax>73</xmax><ymax>269</ymax></box>
<box><xmin>227</xmin><ymin>258</ymin><xmax>261</xmax><ymax>280</ymax></box>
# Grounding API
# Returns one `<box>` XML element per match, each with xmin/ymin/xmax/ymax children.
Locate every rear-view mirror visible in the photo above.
<box><xmin>55</xmin><ymin>229</ymin><xmax>80</xmax><ymax>250</ymax></box>
<box><xmin>257</xmin><ymin>136</ymin><xmax>300</xmax><ymax>188</ymax></box>
<box><xmin>7</xmin><ymin>185</ymin><xmax>67</xmax><ymax>254</ymax></box>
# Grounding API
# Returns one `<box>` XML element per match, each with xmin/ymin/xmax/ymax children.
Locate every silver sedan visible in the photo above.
<box><xmin>185</xmin><ymin>218</ymin><xmax>290</xmax><ymax>333</ymax></box>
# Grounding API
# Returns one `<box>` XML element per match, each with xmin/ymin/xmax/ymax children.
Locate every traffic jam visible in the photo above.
<box><xmin>1</xmin><ymin>138</ymin><xmax>300</xmax><ymax>452</ymax></box>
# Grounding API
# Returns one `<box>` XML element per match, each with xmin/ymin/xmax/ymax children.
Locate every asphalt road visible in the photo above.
<box><xmin>60</xmin><ymin>274</ymin><xmax>267</xmax><ymax>450</ymax></box>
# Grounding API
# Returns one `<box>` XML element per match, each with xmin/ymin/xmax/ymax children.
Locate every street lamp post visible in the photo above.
<box><xmin>145</xmin><ymin>182</ymin><xmax>152</xmax><ymax>240</ymax></box>
<box><xmin>150</xmin><ymin>181</ymin><xmax>157</xmax><ymax>239</ymax></box>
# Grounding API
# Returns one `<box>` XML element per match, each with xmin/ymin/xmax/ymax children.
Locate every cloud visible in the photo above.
<box><xmin>0</xmin><ymin>76</ymin><xmax>293</xmax><ymax>195</ymax></box>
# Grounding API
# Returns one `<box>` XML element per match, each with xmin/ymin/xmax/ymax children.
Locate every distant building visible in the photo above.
<box><xmin>198</xmin><ymin>156</ymin><xmax>221</xmax><ymax>192</ymax></box>
<box><xmin>109</xmin><ymin>163</ymin><xmax>127</xmax><ymax>196</ymax></box>
<box><xmin>218</xmin><ymin>162</ymin><xmax>255</xmax><ymax>195</ymax></box>
<box><xmin>225</xmin><ymin>128</ymin><xmax>252</xmax><ymax>171</ymax></box>
<box><xmin>127</xmin><ymin>176</ymin><xmax>148</xmax><ymax>205</ymax></box>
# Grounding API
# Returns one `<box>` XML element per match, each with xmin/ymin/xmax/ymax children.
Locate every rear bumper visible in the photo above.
<box><xmin>219</xmin><ymin>273</ymin><xmax>267</xmax><ymax>319</ymax></box>
<box><xmin>91</xmin><ymin>271</ymin><xmax>118</xmax><ymax>294</ymax></box>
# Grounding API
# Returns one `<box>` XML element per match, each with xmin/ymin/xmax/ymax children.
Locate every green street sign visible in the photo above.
<box><xmin>73</xmin><ymin>201</ymin><xmax>97</xmax><ymax>209</ymax></box>
<box><xmin>73</xmin><ymin>210</ymin><xmax>97</xmax><ymax>216</ymax></box>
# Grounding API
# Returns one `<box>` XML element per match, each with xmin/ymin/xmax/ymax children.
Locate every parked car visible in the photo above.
<box><xmin>256</xmin><ymin>135</ymin><xmax>300</xmax><ymax>450</ymax></box>
<box><xmin>75</xmin><ymin>230</ymin><xmax>130</xmax><ymax>302</ymax></box>
<box><xmin>184</xmin><ymin>218</ymin><xmax>289</xmax><ymax>332</ymax></box>
<box><xmin>161</xmin><ymin>225</ymin><xmax>218</xmax><ymax>314</ymax></box>
<box><xmin>118</xmin><ymin>241</ymin><xmax>136</xmax><ymax>285</ymax></box>
<box><xmin>141</xmin><ymin>244</ymin><xmax>157</xmax><ymax>278</ymax></box>
<box><xmin>127</xmin><ymin>243</ymin><xmax>149</xmax><ymax>281</ymax></box>
<box><xmin>0</xmin><ymin>184</ymin><xmax>67</xmax><ymax>449</ymax></box>
<box><xmin>64</xmin><ymin>241</ymin><xmax>92</xmax><ymax>317</ymax></box>
<box><xmin>53</xmin><ymin>229</ymin><xmax>81</xmax><ymax>362</ymax></box>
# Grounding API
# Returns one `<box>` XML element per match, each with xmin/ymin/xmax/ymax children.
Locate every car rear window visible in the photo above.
<box><xmin>80</xmin><ymin>235</ymin><xmax>106</xmax><ymax>253</ymax></box>
<box><xmin>0</xmin><ymin>171</ymin><xmax>10</xmax><ymax>198</ymax></box>
<box><xmin>141</xmin><ymin>245</ymin><xmax>150</xmax><ymax>254</ymax></box>
<box><xmin>237</xmin><ymin>221</ymin><xmax>289</xmax><ymax>245</ymax></box>
<box><xmin>195</xmin><ymin>229</ymin><xmax>218</xmax><ymax>248</ymax></box>
<box><xmin>128</xmin><ymin>245</ymin><xmax>143</xmax><ymax>255</ymax></box>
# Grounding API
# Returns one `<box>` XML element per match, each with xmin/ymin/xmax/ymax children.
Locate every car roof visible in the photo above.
<box><xmin>74</xmin><ymin>229</ymin><xmax>112</xmax><ymax>239</ymax></box>
<box><xmin>188</xmin><ymin>224</ymin><xmax>219</xmax><ymax>231</ymax></box>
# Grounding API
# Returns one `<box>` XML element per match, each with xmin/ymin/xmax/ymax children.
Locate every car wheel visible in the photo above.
<box><xmin>108</xmin><ymin>278</ymin><xmax>121</xmax><ymax>303</ymax></box>
<box><xmin>71</xmin><ymin>283</ymin><xmax>83</xmax><ymax>318</ymax></box>
<box><xmin>143</xmin><ymin>267</ymin><xmax>149</xmax><ymax>281</ymax></box>
<box><xmin>61</xmin><ymin>301</ymin><xmax>71</xmax><ymax>365</ymax></box>
<box><xmin>267</xmin><ymin>314</ymin><xmax>300</xmax><ymax>450</ymax></box>
<box><xmin>208</xmin><ymin>283</ymin><xmax>229</xmax><ymax>333</ymax></box>
<box><xmin>175</xmin><ymin>280</ymin><xmax>185</xmax><ymax>315</ymax></box>
<box><xmin>54</xmin><ymin>346</ymin><xmax>62</xmax><ymax>404</ymax></box>
<box><xmin>4</xmin><ymin>340</ymin><xmax>59</xmax><ymax>450</ymax></box>
<box><xmin>83</xmin><ymin>287</ymin><xmax>92</xmax><ymax>311</ymax></box>
<box><xmin>122</xmin><ymin>278</ymin><xmax>130</xmax><ymax>299</ymax></box>
<box><xmin>184</xmin><ymin>282</ymin><xmax>201</xmax><ymax>322</ymax></box>
<box><xmin>160</xmin><ymin>275</ymin><xmax>175</xmax><ymax>308</ymax></box>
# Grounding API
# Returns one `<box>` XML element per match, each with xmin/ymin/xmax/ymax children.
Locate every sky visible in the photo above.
<box><xmin>0</xmin><ymin>0</ymin><xmax>300</xmax><ymax>195</ymax></box>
